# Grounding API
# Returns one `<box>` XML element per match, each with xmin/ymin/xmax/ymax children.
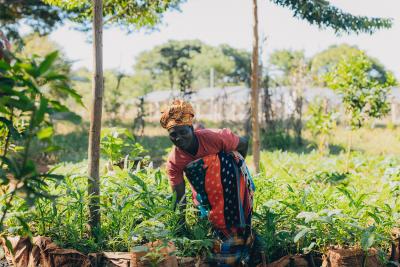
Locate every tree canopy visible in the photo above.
<box><xmin>44</xmin><ymin>0</ymin><xmax>185</xmax><ymax>31</ymax></box>
<box><xmin>311</xmin><ymin>44</ymin><xmax>393</xmax><ymax>86</ymax></box>
<box><xmin>0</xmin><ymin>0</ymin><xmax>76</xmax><ymax>41</ymax></box>
<box><xmin>270</xmin><ymin>0</ymin><xmax>392</xmax><ymax>34</ymax></box>
<box><xmin>132</xmin><ymin>40</ymin><xmax>251</xmax><ymax>93</ymax></box>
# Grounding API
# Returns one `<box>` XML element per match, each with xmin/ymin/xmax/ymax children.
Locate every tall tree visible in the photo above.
<box><xmin>88</xmin><ymin>0</ymin><xmax>103</xmax><ymax>235</ymax></box>
<box><xmin>45</xmin><ymin>0</ymin><xmax>185</xmax><ymax>237</ymax></box>
<box><xmin>251</xmin><ymin>0</ymin><xmax>260</xmax><ymax>172</ymax></box>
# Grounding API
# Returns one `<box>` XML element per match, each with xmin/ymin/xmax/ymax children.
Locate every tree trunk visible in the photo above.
<box><xmin>263</xmin><ymin>75</ymin><xmax>275</xmax><ymax>133</ymax></box>
<box><xmin>88</xmin><ymin>0</ymin><xmax>103</xmax><ymax>239</ymax></box>
<box><xmin>251</xmin><ymin>0</ymin><xmax>260</xmax><ymax>173</ymax></box>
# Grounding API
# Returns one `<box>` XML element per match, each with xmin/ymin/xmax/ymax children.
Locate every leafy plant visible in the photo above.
<box><xmin>324</xmin><ymin>51</ymin><xmax>397</xmax><ymax>170</ymax></box>
<box><xmin>0</xmin><ymin>51</ymin><xmax>82</xmax><ymax>233</ymax></box>
<box><xmin>306</xmin><ymin>99</ymin><xmax>337</xmax><ymax>153</ymax></box>
<box><xmin>100</xmin><ymin>127</ymin><xmax>148</xmax><ymax>167</ymax></box>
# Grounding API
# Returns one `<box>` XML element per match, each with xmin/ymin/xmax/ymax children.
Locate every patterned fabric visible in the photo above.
<box><xmin>209</xmin><ymin>230</ymin><xmax>255</xmax><ymax>267</ymax></box>
<box><xmin>166</xmin><ymin>128</ymin><xmax>239</xmax><ymax>187</ymax></box>
<box><xmin>184</xmin><ymin>151</ymin><xmax>255</xmax><ymax>266</ymax></box>
<box><xmin>160</xmin><ymin>99</ymin><xmax>195</xmax><ymax>129</ymax></box>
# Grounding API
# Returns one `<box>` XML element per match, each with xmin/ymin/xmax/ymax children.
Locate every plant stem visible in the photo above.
<box><xmin>362</xmin><ymin>250</ymin><xmax>367</xmax><ymax>267</ymax></box>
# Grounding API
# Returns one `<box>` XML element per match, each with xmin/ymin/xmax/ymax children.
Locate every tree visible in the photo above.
<box><xmin>325</xmin><ymin>51</ymin><xmax>397</xmax><ymax>169</ymax></box>
<box><xmin>45</xmin><ymin>0</ymin><xmax>185</xmax><ymax>238</ymax></box>
<box><xmin>190</xmin><ymin>45</ymin><xmax>236</xmax><ymax>88</ymax></box>
<box><xmin>131</xmin><ymin>40</ymin><xmax>251</xmax><ymax>92</ymax></box>
<box><xmin>251</xmin><ymin>0</ymin><xmax>260</xmax><ymax>172</ymax></box>
<box><xmin>325</xmin><ymin>51</ymin><xmax>396</xmax><ymax>129</ymax></box>
<box><xmin>311</xmin><ymin>44</ymin><xmax>390</xmax><ymax>86</ymax></box>
<box><xmin>269</xmin><ymin>49</ymin><xmax>306</xmax><ymax>86</ymax></box>
<box><xmin>220</xmin><ymin>44</ymin><xmax>251</xmax><ymax>87</ymax></box>
<box><xmin>157</xmin><ymin>40</ymin><xmax>201</xmax><ymax>96</ymax></box>
<box><xmin>0</xmin><ymin>0</ymin><xmax>78</xmax><ymax>42</ymax></box>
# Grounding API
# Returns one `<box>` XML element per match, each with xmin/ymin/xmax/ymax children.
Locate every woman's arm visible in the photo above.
<box><xmin>172</xmin><ymin>182</ymin><xmax>186</xmax><ymax>211</ymax></box>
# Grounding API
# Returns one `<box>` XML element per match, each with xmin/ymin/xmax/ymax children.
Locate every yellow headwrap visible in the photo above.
<box><xmin>160</xmin><ymin>99</ymin><xmax>195</xmax><ymax>130</ymax></box>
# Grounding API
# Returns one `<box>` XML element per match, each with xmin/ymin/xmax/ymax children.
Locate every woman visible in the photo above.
<box><xmin>160</xmin><ymin>100</ymin><xmax>258</xmax><ymax>266</ymax></box>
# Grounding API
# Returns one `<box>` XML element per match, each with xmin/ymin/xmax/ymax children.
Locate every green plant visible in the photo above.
<box><xmin>325</xmin><ymin>51</ymin><xmax>397</xmax><ymax>170</ymax></box>
<box><xmin>306</xmin><ymin>99</ymin><xmax>337</xmax><ymax>153</ymax></box>
<box><xmin>100</xmin><ymin>127</ymin><xmax>148</xmax><ymax>167</ymax></box>
<box><xmin>0</xmin><ymin>51</ymin><xmax>82</xmax><ymax>233</ymax></box>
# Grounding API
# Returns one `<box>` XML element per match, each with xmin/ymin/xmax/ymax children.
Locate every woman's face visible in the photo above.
<box><xmin>168</xmin><ymin>125</ymin><xmax>194</xmax><ymax>150</ymax></box>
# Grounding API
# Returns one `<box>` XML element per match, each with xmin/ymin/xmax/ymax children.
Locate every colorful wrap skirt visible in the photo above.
<box><xmin>184</xmin><ymin>151</ymin><xmax>255</xmax><ymax>266</ymax></box>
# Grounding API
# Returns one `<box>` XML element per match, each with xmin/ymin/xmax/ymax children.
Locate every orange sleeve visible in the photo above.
<box><xmin>218</xmin><ymin>128</ymin><xmax>240</xmax><ymax>152</ymax></box>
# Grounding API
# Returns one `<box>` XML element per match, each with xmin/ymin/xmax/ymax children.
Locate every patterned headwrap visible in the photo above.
<box><xmin>160</xmin><ymin>99</ymin><xmax>195</xmax><ymax>130</ymax></box>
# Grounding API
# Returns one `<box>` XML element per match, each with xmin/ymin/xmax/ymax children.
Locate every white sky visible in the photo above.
<box><xmin>49</xmin><ymin>0</ymin><xmax>400</xmax><ymax>78</ymax></box>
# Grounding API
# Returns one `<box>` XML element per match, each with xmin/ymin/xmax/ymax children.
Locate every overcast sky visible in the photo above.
<box><xmin>49</xmin><ymin>0</ymin><xmax>400</xmax><ymax>78</ymax></box>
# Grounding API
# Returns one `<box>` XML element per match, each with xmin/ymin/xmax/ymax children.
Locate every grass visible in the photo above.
<box><xmin>51</xmin><ymin>120</ymin><xmax>400</xmax><ymax>168</ymax></box>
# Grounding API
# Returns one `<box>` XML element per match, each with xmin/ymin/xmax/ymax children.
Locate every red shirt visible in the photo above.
<box><xmin>166</xmin><ymin>128</ymin><xmax>240</xmax><ymax>187</ymax></box>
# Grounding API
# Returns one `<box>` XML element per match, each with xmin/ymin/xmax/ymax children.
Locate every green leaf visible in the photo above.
<box><xmin>16</xmin><ymin>217</ymin><xmax>32</xmax><ymax>238</ymax></box>
<box><xmin>34</xmin><ymin>97</ymin><xmax>49</xmax><ymax>126</ymax></box>
<box><xmin>56</xmin><ymin>86</ymin><xmax>84</xmax><ymax>106</ymax></box>
<box><xmin>50</xmin><ymin>111</ymin><xmax>81</xmax><ymax>124</ymax></box>
<box><xmin>0</xmin><ymin>117</ymin><xmax>21</xmax><ymax>140</ymax></box>
<box><xmin>36</xmin><ymin>126</ymin><xmax>54</xmax><ymax>140</ymax></box>
<box><xmin>5</xmin><ymin>237</ymin><xmax>14</xmax><ymax>255</ymax></box>
<box><xmin>297</xmin><ymin>211</ymin><xmax>319</xmax><ymax>223</ymax></box>
<box><xmin>38</xmin><ymin>51</ymin><xmax>59</xmax><ymax>76</ymax></box>
<box><xmin>361</xmin><ymin>231</ymin><xmax>375</xmax><ymax>250</ymax></box>
<box><xmin>0</xmin><ymin>59</ymin><xmax>11</xmax><ymax>71</ymax></box>
<box><xmin>294</xmin><ymin>227</ymin><xmax>311</xmax><ymax>243</ymax></box>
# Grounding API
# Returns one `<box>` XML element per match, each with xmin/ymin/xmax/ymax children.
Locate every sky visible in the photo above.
<box><xmin>49</xmin><ymin>0</ymin><xmax>400</xmax><ymax>78</ymax></box>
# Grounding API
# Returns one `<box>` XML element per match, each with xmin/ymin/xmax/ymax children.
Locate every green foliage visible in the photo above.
<box><xmin>311</xmin><ymin>44</ymin><xmax>391</xmax><ymax>86</ymax></box>
<box><xmin>104</xmin><ymin>71</ymin><xmax>124</xmax><ymax>122</ymax></box>
<box><xmin>0</xmin><ymin>51</ymin><xmax>82</xmax><ymax>232</ymax></box>
<box><xmin>100</xmin><ymin>127</ymin><xmax>147</xmax><ymax>165</ymax></box>
<box><xmin>4</xmin><ymin>127</ymin><xmax>213</xmax><ymax>255</ymax></box>
<box><xmin>157</xmin><ymin>40</ymin><xmax>201</xmax><ymax>93</ymax></box>
<box><xmin>306</xmin><ymin>99</ymin><xmax>337</xmax><ymax>152</ymax></box>
<box><xmin>18</xmin><ymin>33</ymin><xmax>74</xmax><ymax>101</ymax></box>
<box><xmin>190</xmin><ymin>45</ymin><xmax>235</xmax><ymax>88</ymax></box>
<box><xmin>132</xmin><ymin>40</ymin><xmax>251</xmax><ymax>93</ymax></box>
<box><xmin>0</xmin><ymin>0</ymin><xmax>76</xmax><ymax>41</ymax></box>
<box><xmin>325</xmin><ymin>51</ymin><xmax>397</xmax><ymax>129</ymax></box>
<box><xmin>220</xmin><ymin>45</ymin><xmax>251</xmax><ymax>87</ymax></box>
<box><xmin>268</xmin><ymin>49</ymin><xmax>309</xmax><ymax>87</ymax></box>
<box><xmin>44</xmin><ymin>0</ymin><xmax>185</xmax><ymax>31</ymax></box>
<box><xmin>3</xmin><ymin>126</ymin><xmax>400</xmax><ymax>260</ymax></box>
<box><xmin>253</xmin><ymin>151</ymin><xmax>400</xmax><ymax>262</ymax></box>
<box><xmin>270</xmin><ymin>0</ymin><xmax>392</xmax><ymax>34</ymax></box>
